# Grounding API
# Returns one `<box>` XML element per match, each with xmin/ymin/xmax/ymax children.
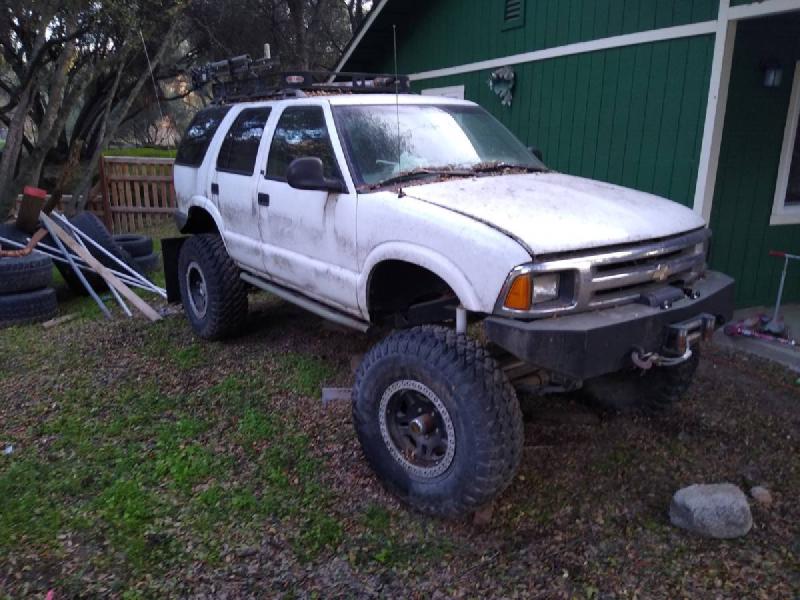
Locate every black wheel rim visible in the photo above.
<box><xmin>379</xmin><ymin>379</ymin><xmax>455</xmax><ymax>478</ymax></box>
<box><xmin>185</xmin><ymin>261</ymin><xmax>208</xmax><ymax>318</ymax></box>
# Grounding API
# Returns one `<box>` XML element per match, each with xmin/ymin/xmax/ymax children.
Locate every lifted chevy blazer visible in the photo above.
<box><xmin>166</xmin><ymin>72</ymin><xmax>734</xmax><ymax>517</ymax></box>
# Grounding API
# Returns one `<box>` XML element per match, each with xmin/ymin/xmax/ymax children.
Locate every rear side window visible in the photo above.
<box><xmin>216</xmin><ymin>107</ymin><xmax>272</xmax><ymax>175</ymax></box>
<box><xmin>266</xmin><ymin>106</ymin><xmax>340</xmax><ymax>180</ymax></box>
<box><xmin>175</xmin><ymin>106</ymin><xmax>231</xmax><ymax>167</ymax></box>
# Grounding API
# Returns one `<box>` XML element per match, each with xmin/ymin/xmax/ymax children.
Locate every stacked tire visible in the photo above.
<box><xmin>112</xmin><ymin>233</ymin><xmax>160</xmax><ymax>274</ymax></box>
<box><xmin>0</xmin><ymin>252</ymin><xmax>57</xmax><ymax>327</ymax></box>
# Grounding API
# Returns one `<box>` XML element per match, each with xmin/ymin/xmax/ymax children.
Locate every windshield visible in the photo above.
<box><xmin>332</xmin><ymin>104</ymin><xmax>545</xmax><ymax>187</ymax></box>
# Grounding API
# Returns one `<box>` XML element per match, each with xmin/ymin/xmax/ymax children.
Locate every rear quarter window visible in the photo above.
<box><xmin>216</xmin><ymin>107</ymin><xmax>272</xmax><ymax>175</ymax></box>
<box><xmin>175</xmin><ymin>106</ymin><xmax>231</xmax><ymax>167</ymax></box>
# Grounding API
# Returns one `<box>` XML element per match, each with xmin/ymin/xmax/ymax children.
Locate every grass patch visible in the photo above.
<box><xmin>274</xmin><ymin>352</ymin><xmax>335</xmax><ymax>397</ymax></box>
<box><xmin>103</xmin><ymin>147</ymin><xmax>176</xmax><ymax>158</ymax></box>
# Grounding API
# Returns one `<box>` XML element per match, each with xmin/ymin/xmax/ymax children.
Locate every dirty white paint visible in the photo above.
<box><xmin>175</xmin><ymin>94</ymin><xmax>705</xmax><ymax>322</ymax></box>
<box><xmin>405</xmin><ymin>173</ymin><xmax>706</xmax><ymax>256</ymax></box>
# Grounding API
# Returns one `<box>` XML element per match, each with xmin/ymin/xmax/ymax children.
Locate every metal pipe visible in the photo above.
<box><xmin>66</xmin><ymin>219</ymin><xmax>132</xmax><ymax>318</ymax></box>
<box><xmin>456</xmin><ymin>306</ymin><xmax>467</xmax><ymax>335</ymax></box>
<box><xmin>40</xmin><ymin>219</ymin><xmax>112</xmax><ymax>320</ymax></box>
<box><xmin>52</xmin><ymin>213</ymin><xmax>156</xmax><ymax>291</ymax></box>
<box><xmin>0</xmin><ymin>235</ymin><xmax>165</xmax><ymax>296</ymax></box>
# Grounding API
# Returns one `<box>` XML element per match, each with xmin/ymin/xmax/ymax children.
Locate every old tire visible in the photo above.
<box><xmin>582</xmin><ymin>350</ymin><xmax>701</xmax><ymax>414</ymax></box>
<box><xmin>0</xmin><ymin>253</ymin><xmax>53</xmax><ymax>294</ymax></box>
<box><xmin>51</xmin><ymin>213</ymin><xmax>142</xmax><ymax>295</ymax></box>
<box><xmin>352</xmin><ymin>326</ymin><xmax>524</xmax><ymax>518</ymax></box>
<box><xmin>0</xmin><ymin>287</ymin><xmax>58</xmax><ymax>326</ymax></box>
<box><xmin>113</xmin><ymin>234</ymin><xmax>153</xmax><ymax>257</ymax></box>
<box><xmin>133</xmin><ymin>252</ymin><xmax>160</xmax><ymax>273</ymax></box>
<box><xmin>178</xmin><ymin>234</ymin><xmax>247</xmax><ymax>340</ymax></box>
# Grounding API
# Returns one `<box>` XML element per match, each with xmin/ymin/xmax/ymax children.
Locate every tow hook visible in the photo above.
<box><xmin>631</xmin><ymin>346</ymin><xmax>693</xmax><ymax>370</ymax></box>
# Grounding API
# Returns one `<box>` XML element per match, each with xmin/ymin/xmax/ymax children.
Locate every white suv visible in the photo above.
<box><xmin>167</xmin><ymin>73</ymin><xmax>734</xmax><ymax>517</ymax></box>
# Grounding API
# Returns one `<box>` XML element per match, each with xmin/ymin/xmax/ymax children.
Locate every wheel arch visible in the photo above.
<box><xmin>179</xmin><ymin>198</ymin><xmax>225</xmax><ymax>235</ymax></box>
<box><xmin>359</xmin><ymin>243</ymin><xmax>482</xmax><ymax>319</ymax></box>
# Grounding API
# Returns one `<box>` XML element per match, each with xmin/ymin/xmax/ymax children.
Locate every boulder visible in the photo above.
<box><xmin>669</xmin><ymin>483</ymin><xmax>752</xmax><ymax>539</ymax></box>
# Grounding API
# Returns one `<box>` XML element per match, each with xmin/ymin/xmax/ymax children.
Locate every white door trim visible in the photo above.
<box><xmin>770</xmin><ymin>61</ymin><xmax>800</xmax><ymax>225</ymax></box>
<box><xmin>407</xmin><ymin>21</ymin><xmax>718</xmax><ymax>81</ymax></box>
<box><xmin>693</xmin><ymin>1</ymin><xmax>736</xmax><ymax>221</ymax></box>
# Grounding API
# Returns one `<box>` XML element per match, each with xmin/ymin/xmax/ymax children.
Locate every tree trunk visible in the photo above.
<box><xmin>0</xmin><ymin>78</ymin><xmax>37</xmax><ymax>217</ymax></box>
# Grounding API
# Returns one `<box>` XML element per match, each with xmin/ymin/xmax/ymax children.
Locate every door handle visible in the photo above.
<box><xmin>210</xmin><ymin>182</ymin><xmax>219</xmax><ymax>195</ymax></box>
<box><xmin>258</xmin><ymin>193</ymin><xmax>270</xmax><ymax>207</ymax></box>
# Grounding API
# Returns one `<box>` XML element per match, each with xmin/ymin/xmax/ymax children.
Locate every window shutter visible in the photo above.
<box><xmin>502</xmin><ymin>0</ymin><xmax>525</xmax><ymax>30</ymax></box>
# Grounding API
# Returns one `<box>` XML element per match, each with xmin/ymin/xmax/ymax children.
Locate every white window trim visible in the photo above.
<box><xmin>420</xmin><ymin>85</ymin><xmax>465</xmax><ymax>100</ymax></box>
<box><xmin>770</xmin><ymin>61</ymin><xmax>800</xmax><ymax>226</ymax></box>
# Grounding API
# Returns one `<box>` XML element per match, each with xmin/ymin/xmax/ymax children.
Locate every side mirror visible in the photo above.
<box><xmin>286</xmin><ymin>157</ymin><xmax>346</xmax><ymax>193</ymax></box>
<box><xmin>528</xmin><ymin>146</ymin><xmax>543</xmax><ymax>161</ymax></box>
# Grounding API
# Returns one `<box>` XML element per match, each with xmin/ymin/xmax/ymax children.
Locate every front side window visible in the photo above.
<box><xmin>266</xmin><ymin>106</ymin><xmax>340</xmax><ymax>180</ymax></box>
<box><xmin>216</xmin><ymin>107</ymin><xmax>271</xmax><ymax>175</ymax></box>
<box><xmin>176</xmin><ymin>106</ymin><xmax>231</xmax><ymax>167</ymax></box>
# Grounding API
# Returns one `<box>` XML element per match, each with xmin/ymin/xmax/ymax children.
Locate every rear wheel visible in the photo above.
<box><xmin>352</xmin><ymin>326</ymin><xmax>524</xmax><ymax>517</ymax></box>
<box><xmin>582</xmin><ymin>350</ymin><xmax>700</xmax><ymax>414</ymax></box>
<box><xmin>178</xmin><ymin>234</ymin><xmax>247</xmax><ymax>340</ymax></box>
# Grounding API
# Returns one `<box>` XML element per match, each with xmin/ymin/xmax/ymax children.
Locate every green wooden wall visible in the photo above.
<box><xmin>388</xmin><ymin>0</ymin><xmax>718</xmax><ymax>75</ymax></box>
<box><xmin>708</xmin><ymin>15</ymin><xmax>800</xmax><ymax>306</ymax></box>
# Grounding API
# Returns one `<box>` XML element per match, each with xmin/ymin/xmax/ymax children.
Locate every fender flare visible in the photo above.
<box><xmin>182</xmin><ymin>196</ymin><xmax>226</xmax><ymax>235</ymax></box>
<box><xmin>358</xmin><ymin>242</ymin><xmax>482</xmax><ymax>317</ymax></box>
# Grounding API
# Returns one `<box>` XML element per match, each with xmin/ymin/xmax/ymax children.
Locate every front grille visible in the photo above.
<box><xmin>583</xmin><ymin>230</ymin><xmax>709</xmax><ymax>309</ymax></box>
<box><xmin>498</xmin><ymin>228</ymin><xmax>710</xmax><ymax>318</ymax></box>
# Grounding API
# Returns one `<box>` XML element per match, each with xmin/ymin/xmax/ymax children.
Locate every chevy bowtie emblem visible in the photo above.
<box><xmin>652</xmin><ymin>264</ymin><xmax>671</xmax><ymax>282</ymax></box>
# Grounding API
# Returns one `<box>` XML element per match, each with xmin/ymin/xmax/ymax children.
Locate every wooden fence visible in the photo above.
<box><xmin>98</xmin><ymin>156</ymin><xmax>176</xmax><ymax>233</ymax></box>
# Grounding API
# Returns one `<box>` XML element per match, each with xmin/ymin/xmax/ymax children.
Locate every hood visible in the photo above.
<box><xmin>403</xmin><ymin>172</ymin><xmax>706</xmax><ymax>256</ymax></box>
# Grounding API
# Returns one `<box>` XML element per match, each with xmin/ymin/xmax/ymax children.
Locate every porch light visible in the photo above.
<box><xmin>762</xmin><ymin>61</ymin><xmax>783</xmax><ymax>88</ymax></box>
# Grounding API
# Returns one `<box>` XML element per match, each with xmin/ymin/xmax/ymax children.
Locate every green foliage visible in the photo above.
<box><xmin>102</xmin><ymin>147</ymin><xmax>177</xmax><ymax>158</ymax></box>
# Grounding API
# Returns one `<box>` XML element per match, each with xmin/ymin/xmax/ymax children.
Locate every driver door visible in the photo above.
<box><xmin>255</xmin><ymin>104</ymin><xmax>359</xmax><ymax>313</ymax></box>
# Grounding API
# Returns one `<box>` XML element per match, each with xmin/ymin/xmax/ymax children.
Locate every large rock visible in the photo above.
<box><xmin>669</xmin><ymin>483</ymin><xmax>753</xmax><ymax>539</ymax></box>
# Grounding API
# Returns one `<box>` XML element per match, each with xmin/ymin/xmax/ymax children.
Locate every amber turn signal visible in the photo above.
<box><xmin>504</xmin><ymin>274</ymin><xmax>531</xmax><ymax>310</ymax></box>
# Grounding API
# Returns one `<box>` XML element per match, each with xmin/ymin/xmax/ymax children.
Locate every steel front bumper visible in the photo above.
<box><xmin>483</xmin><ymin>271</ymin><xmax>734</xmax><ymax>380</ymax></box>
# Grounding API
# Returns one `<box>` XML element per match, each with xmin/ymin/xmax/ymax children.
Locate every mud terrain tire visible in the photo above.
<box><xmin>352</xmin><ymin>326</ymin><xmax>524</xmax><ymax>518</ymax></box>
<box><xmin>582</xmin><ymin>350</ymin><xmax>700</xmax><ymax>414</ymax></box>
<box><xmin>178</xmin><ymin>234</ymin><xmax>247</xmax><ymax>340</ymax></box>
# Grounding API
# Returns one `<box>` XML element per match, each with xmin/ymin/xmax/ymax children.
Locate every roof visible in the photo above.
<box><xmin>334</xmin><ymin>0</ymin><xmax>424</xmax><ymax>73</ymax></box>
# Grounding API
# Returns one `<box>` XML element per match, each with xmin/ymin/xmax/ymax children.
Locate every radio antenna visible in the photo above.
<box><xmin>393</xmin><ymin>24</ymin><xmax>404</xmax><ymax>197</ymax></box>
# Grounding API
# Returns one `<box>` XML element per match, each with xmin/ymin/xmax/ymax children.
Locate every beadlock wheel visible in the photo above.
<box><xmin>379</xmin><ymin>379</ymin><xmax>456</xmax><ymax>479</ymax></box>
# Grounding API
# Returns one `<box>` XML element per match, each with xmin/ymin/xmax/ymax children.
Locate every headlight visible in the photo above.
<box><xmin>502</xmin><ymin>273</ymin><xmax>562</xmax><ymax>310</ymax></box>
<box><xmin>531</xmin><ymin>273</ymin><xmax>559</xmax><ymax>304</ymax></box>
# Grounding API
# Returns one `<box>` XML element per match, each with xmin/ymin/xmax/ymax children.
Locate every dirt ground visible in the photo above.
<box><xmin>1</xmin><ymin>290</ymin><xmax>798</xmax><ymax>599</ymax></box>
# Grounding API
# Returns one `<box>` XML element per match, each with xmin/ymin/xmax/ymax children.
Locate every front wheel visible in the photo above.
<box><xmin>178</xmin><ymin>234</ymin><xmax>248</xmax><ymax>340</ymax></box>
<box><xmin>352</xmin><ymin>326</ymin><xmax>524</xmax><ymax>518</ymax></box>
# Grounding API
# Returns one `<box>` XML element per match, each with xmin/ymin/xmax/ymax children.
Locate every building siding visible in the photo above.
<box><xmin>708</xmin><ymin>15</ymin><xmax>800</xmax><ymax>306</ymax></box>
<box><xmin>412</xmin><ymin>35</ymin><xmax>714</xmax><ymax>207</ymax></box>
<box><xmin>386</xmin><ymin>0</ymin><xmax>717</xmax><ymax>76</ymax></box>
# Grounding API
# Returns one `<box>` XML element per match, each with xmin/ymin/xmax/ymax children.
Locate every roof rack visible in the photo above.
<box><xmin>190</xmin><ymin>54</ymin><xmax>411</xmax><ymax>104</ymax></box>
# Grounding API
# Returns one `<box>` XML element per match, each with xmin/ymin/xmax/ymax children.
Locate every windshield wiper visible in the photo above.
<box><xmin>367</xmin><ymin>168</ymin><xmax>473</xmax><ymax>190</ymax></box>
<box><xmin>469</xmin><ymin>163</ymin><xmax>545</xmax><ymax>173</ymax></box>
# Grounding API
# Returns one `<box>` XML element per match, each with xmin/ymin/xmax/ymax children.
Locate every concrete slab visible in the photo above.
<box><xmin>714</xmin><ymin>304</ymin><xmax>800</xmax><ymax>373</ymax></box>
